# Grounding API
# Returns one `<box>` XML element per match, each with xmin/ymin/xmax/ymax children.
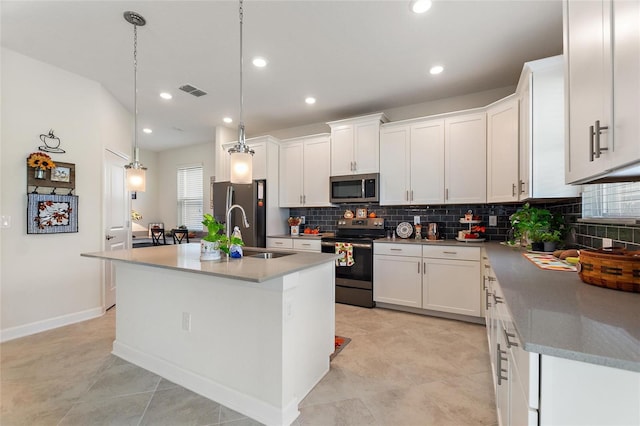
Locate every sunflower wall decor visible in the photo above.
<box><xmin>27</xmin><ymin>193</ymin><xmax>78</xmax><ymax>234</ymax></box>
<box><xmin>27</xmin><ymin>152</ymin><xmax>56</xmax><ymax>179</ymax></box>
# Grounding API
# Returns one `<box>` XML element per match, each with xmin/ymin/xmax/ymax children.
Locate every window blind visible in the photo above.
<box><xmin>582</xmin><ymin>182</ymin><xmax>640</xmax><ymax>219</ymax></box>
<box><xmin>177</xmin><ymin>166</ymin><xmax>204</xmax><ymax>230</ymax></box>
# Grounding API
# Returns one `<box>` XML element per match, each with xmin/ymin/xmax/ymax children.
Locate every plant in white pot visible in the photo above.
<box><xmin>200</xmin><ymin>214</ymin><xmax>244</xmax><ymax>261</ymax></box>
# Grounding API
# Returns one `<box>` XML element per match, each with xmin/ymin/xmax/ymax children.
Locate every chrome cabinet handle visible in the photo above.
<box><xmin>418</xmin><ymin>262</ymin><xmax>421</xmax><ymax>273</ymax></box>
<box><xmin>106</xmin><ymin>235</ymin><xmax>115</xmax><ymax>240</ymax></box>
<box><xmin>503</xmin><ymin>327</ymin><xmax>519</xmax><ymax>348</ymax></box>
<box><xmin>487</xmin><ymin>276</ymin><xmax>496</xmax><ymax>282</ymax></box>
<box><xmin>389</xmin><ymin>248</ymin><xmax>403</xmax><ymax>251</ymax></box>
<box><xmin>519</xmin><ymin>179</ymin><xmax>526</xmax><ymax>194</ymax></box>
<box><xmin>303</xmin><ymin>195</ymin><xmax>306</xmax><ymax>204</ymax></box>
<box><xmin>496</xmin><ymin>343</ymin><xmax>508</xmax><ymax>385</ymax></box>
<box><xmin>445</xmin><ymin>188</ymin><xmax>449</xmax><ymax>200</ymax></box>
<box><xmin>512</xmin><ymin>183</ymin><xmax>516</xmax><ymax>197</ymax></box>
<box><xmin>406</xmin><ymin>190</ymin><xmax>409</xmax><ymax>201</ymax></box>
<box><xmin>442</xmin><ymin>251</ymin><xmax>457</xmax><ymax>255</ymax></box>
<box><xmin>353</xmin><ymin>161</ymin><xmax>356</xmax><ymax>171</ymax></box>
<box><xmin>590</xmin><ymin>120</ymin><xmax>609</xmax><ymax>161</ymax></box>
<box><xmin>410</xmin><ymin>190</ymin><xmax>413</xmax><ymax>201</ymax></box>
<box><xmin>493</xmin><ymin>293</ymin><xmax>504</xmax><ymax>304</ymax></box>
<box><xmin>485</xmin><ymin>290</ymin><xmax>492</xmax><ymax>309</ymax></box>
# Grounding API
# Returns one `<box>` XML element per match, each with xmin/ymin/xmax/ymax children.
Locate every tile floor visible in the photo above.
<box><xmin>1</xmin><ymin>304</ymin><xmax>496</xmax><ymax>426</ymax></box>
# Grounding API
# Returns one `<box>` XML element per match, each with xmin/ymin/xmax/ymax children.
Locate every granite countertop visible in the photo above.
<box><xmin>82</xmin><ymin>243</ymin><xmax>338</xmax><ymax>283</ymax></box>
<box><xmin>374</xmin><ymin>237</ymin><xmax>486</xmax><ymax>247</ymax></box>
<box><xmin>484</xmin><ymin>242</ymin><xmax>640</xmax><ymax>372</ymax></box>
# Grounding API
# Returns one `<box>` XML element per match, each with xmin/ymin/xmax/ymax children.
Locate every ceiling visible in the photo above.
<box><xmin>1</xmin><ymin>0</ymin><xmax>563</xmax><ymax>152</ymax></box>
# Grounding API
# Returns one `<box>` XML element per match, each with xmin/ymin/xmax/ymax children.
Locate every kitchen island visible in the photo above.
<box><xmin>82</xmin><ymin>243</ymin><xmax>337</xmax><ymax>426</ymax></box>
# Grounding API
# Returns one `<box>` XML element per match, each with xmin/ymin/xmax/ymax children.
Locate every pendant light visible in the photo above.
<box><xmin>124</xmin><ymin>11</ymin><xmax>147</xmax><ymax>192</ymax></box>
<box><xmin>228</xmin><ymin>0</ymin><xmax>254</xmax><ymax>184</ymax></box>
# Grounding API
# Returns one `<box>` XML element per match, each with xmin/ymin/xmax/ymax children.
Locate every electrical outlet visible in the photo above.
<box><xmin>0</xmin><ymin>215</ymin><xmax>10</xmax><ymax>228</ymax></box>
<box><xmin>300</xmin><ymin>216</ymin><xmax>306</xmax><ymax>225</ymax></box>
<box><xmin>489</xmin><ymin>215</ymin><xmax>497</xmax><ymax>227</ymax></box>
<box><xmin>414</xmin><ymin>216</ymin><xmax>421</xmax><ymax>225</ymax></box>
<box><xmin>602</xmin><ymin>237</ymin><xmax>613</xmax><ymax>248</ymax></box>
<box><xmin>182</xmin><ymin>312</ymin><xmax>191</xmax><ymax>331</ymax></box>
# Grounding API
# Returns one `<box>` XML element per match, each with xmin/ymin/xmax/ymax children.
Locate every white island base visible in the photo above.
<box><xmin>111</xmin><ymin>260</ymin><xmax>335</xmax><ymax>426</ymax></box>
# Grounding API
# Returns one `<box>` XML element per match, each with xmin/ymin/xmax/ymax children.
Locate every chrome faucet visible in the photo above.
<box><xmin>226</xmin><ymin>204</ymin><xmax>250</xmax><ymax>241</ymax></box>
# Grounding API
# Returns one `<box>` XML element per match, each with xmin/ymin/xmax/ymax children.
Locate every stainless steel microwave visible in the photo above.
<box><xmin>330</xmin><ymin>173</ymin><xmax>379</xmax><ymax>204</ymax></box>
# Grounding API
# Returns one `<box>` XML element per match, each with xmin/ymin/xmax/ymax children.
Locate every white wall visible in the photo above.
<box><xmin>0</xmin><ymin>48</ymin><xmax>130</xmax><ymax>340</ymax></box>
<box><xmin>157</xmin><ymin>141</ymin><xmax>215</xmax><ymax>231</ymax></box>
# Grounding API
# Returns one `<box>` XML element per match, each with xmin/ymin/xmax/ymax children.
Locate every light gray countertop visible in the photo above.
<box><xmin>484</xmin><ymin>242</ymin><xmax>640</xmax><ymax>372</ymax></box>
<box><xmin>82</xmin><ymin>243</ymin><xmax>338</xmax><ymax>283</ymax></box>
<box><xmin>267</xmin><ymin>233</ymin><xmax>333</xmax><ymax>239</ymax></box>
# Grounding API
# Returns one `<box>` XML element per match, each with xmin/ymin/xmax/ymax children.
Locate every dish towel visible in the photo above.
<box><xmin>335</xmin><ymin>242</ymin><xmax>355</xmax><ymax>267</ymax></box>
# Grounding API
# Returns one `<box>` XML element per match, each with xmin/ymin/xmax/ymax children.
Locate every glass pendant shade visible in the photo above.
<box><xmin>126</xmin><ymin>166</ymin><xmax>147</xmax><ymax>192</ymax></box>
<box><xmin>229</xmin><ymin>151</ymin><xmax>253</xmax><ymax>184</ymax></box>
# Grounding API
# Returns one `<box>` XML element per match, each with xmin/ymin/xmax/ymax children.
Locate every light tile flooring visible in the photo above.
<box><xmin>1</xmin><ymin>304</ymin><xmax>496</xmax><ymax>426</ymax></box>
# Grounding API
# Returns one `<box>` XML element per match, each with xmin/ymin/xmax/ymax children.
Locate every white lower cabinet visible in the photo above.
<box><xmin>266</xmin><ymin>237</ymin><xmax>321</xmax><ymax>252</ymax></box>
<box><xmin>374</xmin><ymin>243</ymin><xmax>482</xmax><ymax>318</ymax></box>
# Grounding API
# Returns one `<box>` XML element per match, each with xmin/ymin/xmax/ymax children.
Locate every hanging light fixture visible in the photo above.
<box><xmin>228</xmin><ymin>0</ymin><xmax>254</xmax><ymax>184</ymax></box>
<box><xmin>124</xmin><ymin>11</ymin><xmax>147</xmax><ymax>192</ymax></box>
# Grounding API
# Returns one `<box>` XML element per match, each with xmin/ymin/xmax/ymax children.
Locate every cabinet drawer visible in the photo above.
<box><xmin>374</xmin><ymin>243</ymin><xmax>422</xmax><ymax>257</ymax></box>
<box><xmin>422</xmin><ymin>245</ymin><xmax>480</xmax><ymax>261</ymax></box>
<box><xmin>266</xmin><ymin>238</ymin><xmax>293</xmax><ymax>250</ymax></box>
<box><xmin>293</xmin><ymin>238</ymin><xmax>321</xmax><ymax>252</ymax></box>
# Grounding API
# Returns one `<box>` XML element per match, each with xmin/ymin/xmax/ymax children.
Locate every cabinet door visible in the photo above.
<box><xmin>330</xmin><ymin>125</ymin><xmax>355</xmax><ymax>176</ymax></box>
<box><xmin>266</xmin><ymin>237</ymin><xmax>293</xmax><ymax>250</ymax></box>
<box><xmin>279</xmin><ymin>142</ymin><xmax>304</xmax><ymax>207</ymax></box>
<box><xmin>249</xmin><ymin>141</ymin><xmax>267</xmax><ymax>181</ymax></box>
<box><xmin>353</xmin><ymin>120</ymin><xmax>380</xmax><ymax>173</ymax></box>
<box><xmin>444</xmin><ymin>113</ymin><xmax>487</xmax><ymax>204</ymax></box>
<box><xmin>379</xmin><ymin>126</ymin><xmax>410</xmax><ymax>205</ymax></box>
<box><xmin>303</xmin><ymin>137</ymin><xmax>332</xmax><ymax>206</ymax></box>
<box><xmin>519</xmin><ymin>75</ymin><xmax>532</xmax><ymax>200</ymax></box>
<box><xmin>411</xmin><ymin>120</ymin><xmax>445</xmax><ymax>204</ymax></box>
<box><xmin>487</xmin><ymin>98</ymin><xmax>519</xmax><ymax>203</ymax></box>
<box><xmin>610</xmin><ymin>0</ymin><xmax>640</xmax><ymax>169</ymax></box>
<box><xmin>422</xmin><ymin>258</ymin><xmax>481</xmax><ymax>316</ymax></box>
<box><xmin>373</xmin><ymin>255</ymin><xmax>422</xmax><ymax>308</ymax></box>
<box><xmin>564</xmin><ymin>0</ymin><xmax>612</xmax><ymax>183</ymax></box>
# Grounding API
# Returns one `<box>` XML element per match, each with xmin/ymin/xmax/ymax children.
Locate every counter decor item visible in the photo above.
<box><xmin>578</xmin><ymin>248</ymin><xmax>640</xmax><ymax>293</ymax></box>
<box><xmin>414</xmin><ymin>224</ymin><xmax>422</xmax><ymax>239</ymax></box>
<box><xmin>201</xmin><ymin>213</ymin><xmax>243</xmax><ymax>260</ymax></box>
<box><xmin>508</xmin><ymin>203</ymin><xmax>564</xmax><ymax>250</ymax></box>
<box><xmin>343</xmin><ymin>210</ymin><xmax>354</xmax><ymax>219</ymax></box>
<box><xmin>288</xmin><ymin>217</ymin><xmax>301</xmax><ymax>236</ymax></box>
<box><xmin>396</xmin><ymin>222</ymin><xmax>413</xmax><ymax>239</ymax></box>
<box><xmin>356</xmin><ymin>208</ymin><xmax>367</xmax><ymax>219</ymax></box>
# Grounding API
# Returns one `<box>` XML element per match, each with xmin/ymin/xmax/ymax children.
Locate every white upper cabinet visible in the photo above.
<box><xmin>517</xmin><ymin>56</ymin><xmax>580</xmax><ymax>199</ymax></box>
<box><xmin>564</xmin><ymin>0</ymin><xmax>640</xmax><ymax>183</ymax></box>
<box><xmin>487</xmin><ymin>96</ymin><xmax>520</xmax><ymax>203</ymax></box>
<box><xmin>380</xmin><ymin>119</ymin><xmax>445</xmax><ymax>205</ymax></box>
<box><xmin>328</xmin><ymin>113</ymin><xmax>388</xmax><ymax>176</ymax></box>
<box><xmin>444</xmin><ymin>112</ymin><xmax>487</xmax><ymax>204</ymax></box>
<box><xmin>215</xmin><ymin>136</ymin><xmax>277</xmax><ymax>182</ymax></box>
<box><xmin>279</xmin><ymin>134</ymin><xmax>332</xmax><ymax>208</ymax></box>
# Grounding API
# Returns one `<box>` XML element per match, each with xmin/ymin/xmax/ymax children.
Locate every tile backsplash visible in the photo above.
<box><xmin>290</xmin><ymin>198</ymin><xmax>640</xmax><ymax>250</ymax></box>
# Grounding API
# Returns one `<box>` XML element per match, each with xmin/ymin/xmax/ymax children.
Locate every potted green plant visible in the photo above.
<box><xmin>540</xmin><ymin>230</ymin><xmax>562</xmax><ymax>252</ymax></box>
<box><xmin>200</xmin><ymin>214</ymin><xmax>244</xmax><ymax>261</ymax></box>
<box><xmin>509</xmin><ymin>203</ymin><xmax>561</xmax><ymax>251</ymax></box>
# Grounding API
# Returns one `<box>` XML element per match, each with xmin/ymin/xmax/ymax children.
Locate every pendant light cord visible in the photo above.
<box><xmin>238</xmin><ymin>0</ymin><xmax>245</xmax><ymax>146</ymax></box>
<box><xmin>133</xmin><ymin>23</ymin><xmax>139</xmax><ymax>164</ymax></box>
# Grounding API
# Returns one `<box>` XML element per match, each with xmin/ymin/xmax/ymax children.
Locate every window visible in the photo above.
<box><xmin>177</xmin><ymin>165</ymin><xmax>204</xmax><ymax>230</ymax></box>
<box><xmin>582</xmin><ymin>182</ymin><xmax>640</xmax><ymax>219</ymax></box>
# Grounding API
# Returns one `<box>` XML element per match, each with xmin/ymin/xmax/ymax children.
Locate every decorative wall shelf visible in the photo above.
<box><xmin>27</xmin><ymin>160</ymin><xmax>75</xmax><ymax>194</ymax></box>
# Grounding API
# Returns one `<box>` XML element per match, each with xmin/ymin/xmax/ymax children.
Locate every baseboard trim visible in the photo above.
<box><xmin>375</xmin><ymin>302</ymin><xmax>485</xmax><ymax>325</ymax></box>
<box><xmin>0</xmin><ymin>307</ymin><xmax>104</xmax><ymax>343</ymax></box>
<box><xmin>113</xmin><ymin>341</ymin><xmax>299</xmax><ymax>426</ymax></box>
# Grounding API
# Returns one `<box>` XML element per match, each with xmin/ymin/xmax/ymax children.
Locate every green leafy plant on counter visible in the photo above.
<box><xmin>509</xmin><ymin>203</ymin><xmax>565</xmax><ymax>246</ymax></box>
<box><xmin>201</xmin><ymin>214</ymin><xmax>244</xmax><ymax>255</ymax></box>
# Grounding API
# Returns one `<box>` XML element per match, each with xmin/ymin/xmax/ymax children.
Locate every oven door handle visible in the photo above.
<box><xmin>321</xmin><ymin>241</ymin><xmax>372</xmax><ymax>249</ymax></box>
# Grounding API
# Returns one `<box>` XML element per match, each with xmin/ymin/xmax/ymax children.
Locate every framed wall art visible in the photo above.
<box><xmin>356</xmin><ymin>208</ymin><xmax>368</xmax><ymax>219</ymax></box>
<box><xmin>27</xmin><ymin>193</ymin><xmax>78</xmax><ymax>234</ymax></box>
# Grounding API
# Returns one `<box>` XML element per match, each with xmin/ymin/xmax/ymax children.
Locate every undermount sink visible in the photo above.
<box><xmin>244</xmin><ymin>250</ymin><xmax>293</xmax><ymax>259</ymax></box>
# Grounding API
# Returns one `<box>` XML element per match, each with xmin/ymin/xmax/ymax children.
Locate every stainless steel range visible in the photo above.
<box><xmin>321</xmin><ymin>218</ymin><xmax>385</xmax><ymax>308</ymax></box>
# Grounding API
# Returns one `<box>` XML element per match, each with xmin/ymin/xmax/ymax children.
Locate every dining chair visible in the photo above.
<box><xmin>150</xmin><ymin>226</ymin><xmax>166</xmax><ymax>245</ymax></box>
<box><xmin>172</xmin><ymin>229</ymin><xmax>189</xmax><ymax>244</ymax></box>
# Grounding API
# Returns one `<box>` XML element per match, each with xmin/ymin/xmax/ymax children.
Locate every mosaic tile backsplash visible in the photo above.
<box><xmin>290</xmin><ymin>198</ymin><xmax>640</xmax><ymax>250</ymax></box>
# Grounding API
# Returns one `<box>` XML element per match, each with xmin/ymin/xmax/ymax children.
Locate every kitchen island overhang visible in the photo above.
<box><xmin>82</xmin><ymin>244</ymin><xmax>338</xmax><ymax>426</ymax></box>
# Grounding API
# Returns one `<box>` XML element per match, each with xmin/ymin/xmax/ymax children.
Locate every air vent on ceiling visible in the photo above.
<box><xmin>179</xmin><ymin>84</ymin><xmax>207</xmax><ymax>97</ymax></box>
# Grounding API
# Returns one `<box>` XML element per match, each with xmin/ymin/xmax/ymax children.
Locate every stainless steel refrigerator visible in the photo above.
<box><xmin>212</xmin><ymin>180</ymin><xmax>267</xmax><ymax>248</ymax></box>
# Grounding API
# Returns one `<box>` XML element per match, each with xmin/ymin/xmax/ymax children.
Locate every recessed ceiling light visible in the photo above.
<box><xmin>410</xmin><ymin>0</ymin><xmax>432</xmax><ymax>14</ymax></box>
<box><xmin>430</xmin><ymin>65</ymin><xmax>444</xmax><ymax>75</ymax></box>
<box><xmin>143</xmin><ymin>128</ymin><xmax>152</xmax><ymax>134</ymax></box>
<box><xmin>252</xmin><ymin>57</ymin><xmax>267</xmax><ymax>68</ymax></box>
<box><xmin>223</xmin><ymin>117</ymin><xmax>233</xmax><ymax>124</ymax></box>
<box><xmin>305</xmin><ymin>97</ymin><xmax>316</xmax><ymax>105</ymax></box>
<box><xmin>159</xmin><ymin>92</ymin><xmax>173</xmax><ymax>100</ymax></box>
